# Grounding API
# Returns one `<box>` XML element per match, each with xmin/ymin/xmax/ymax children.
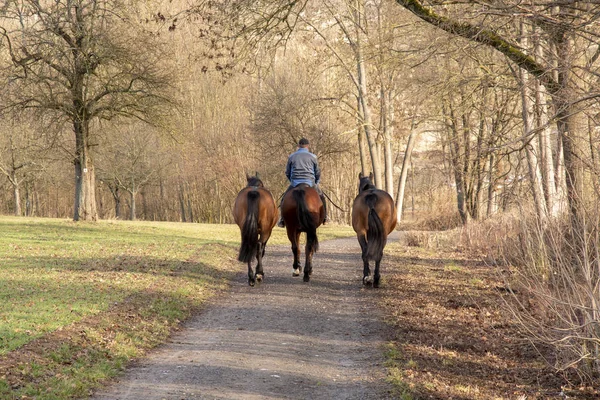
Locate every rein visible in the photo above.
<box><xmin>322</xmin><ymin>191</ymin><xmax>347</xmax><ymax>213</ymax></box>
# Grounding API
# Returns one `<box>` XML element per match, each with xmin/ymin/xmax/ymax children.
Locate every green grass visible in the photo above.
<box><xmin>0</xmin><ymin>216</ymin><xmax>355</xmax><ymax>398</ymax></box>
<box><xmin>444</xmin><ymin>263</ymin><xmax>463</xmax><ymax>273</ymax></box>
<box><xmin>383</xmin><ymin>342</ymin><xmax>418</xmax><ymax>400</ymax></box>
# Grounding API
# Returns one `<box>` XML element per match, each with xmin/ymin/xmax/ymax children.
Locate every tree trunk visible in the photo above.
<box><xmin>130</xmin><ymin>190</ymin><xmax>136</xmax><ymax>221</ymax></box>
<box><xmin>179</xmin><ymin>182</ymin><xmax>187</xmax><ymax>222</ymax></box>
<box><xmin>12</xmin><ymin>171</ymin><xmax>21</xmax><ymax>216</ymax></box>
<box><xmin>33</xmin><ymin>182</ymin><xmax>39</xmax><ymax>217</ymax></box>
<box><xmin>354</xmin><ymin>2</ymin><xmax>383</xmax><ymax>188</ymax></box>
<box><xmin>357</xmin><ymin>97</ymin><xmax>369</xmax><ymax>175</ymax></box>
<box><xmin>452</xmin><ymin>143</ymin><xmax>469</xmax><ymax>224</ymax></box>
<box><xmin>459</xmin><ymin>101</ymin><xmax>473</xmax><ymax>220</ymax></box>
<box><xmin>358</xmin><ymin>128</ymin><xmax>368</xmax><ymax>176</ymax></box>
<box><xmin>395</xmin><ymin>130</ymin><xmax>418</xmax><ymax>222</ymax></box>
<box><xmin>554</xmin><ymin>31</ymin><xmax>587</xmax><ymax>245</ymax></box>
<box><xmin>519</xmin><ymin>64</ymin><xmax>548</xmax><ymax>222</ymax></box>
<box><xmin>444</xmin><ymin>101</ymin><xmax>469</xmax><ymax>224</ymax></box>
<box><xmin>72</xmin><ymin>42</ymin><xmax>98</xmax><ymax>223</ymax></box>
<box><xmin>73</xmin><ymin>118</ymin><xmax>98</xmax><ymax>221</ymax></box>
<box><xmin>141</xmin><ymin>189</ymin><xmax>148</xmax><ymax>220</ymax></box>
<box><xmin>159</xmin><ymin>178</ymin><xmax>166</xmax><ymax>220</ymax></box>
<box><xmin>115</xmin><ymin>187</ymin><xmax>121</xmax><ymax>219</ymax></box>
<box><xmin>486</xmin><ymin>153</ymin><xmax>496</xmax><ymax>217</ymax></box>
<box><xmin>25</xmin><ymin>183</ymin><xmax>30</xmax><ymax>217</ymax></box>
<box><xmin>472</xmin><ymin>116</ymin><xmax>485</xmax><ymax>220</ymax></box>
<box><xmin>535</xmin><ymin>36</ymin><xmax>561</xmax><ymax>217</ymax></box>
<box><xmin>382</xmin><ymin>88</ymin><xmax>395</xmax><ymax>196</ymax></box>
<box><xmin>357</xmin><ymin>69</ymin><xmax>382</xmax><ymax>187</ymax></box>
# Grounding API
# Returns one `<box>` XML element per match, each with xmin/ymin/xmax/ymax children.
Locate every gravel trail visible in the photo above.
<box><xmin>91</xmin><ymin>233</ymin><xmax>398</xmax><ymax>400</ymax></box>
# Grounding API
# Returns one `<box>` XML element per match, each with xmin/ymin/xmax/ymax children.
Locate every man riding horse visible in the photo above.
<box><xmin>277</xmin><ymin>138</ymin><xmax>328</xmax><ymax>227</ymax></box>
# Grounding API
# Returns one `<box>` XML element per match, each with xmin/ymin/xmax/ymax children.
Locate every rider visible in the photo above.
<box><xmin>277</xmin><ymin>138</ymin><xmax>328</xmax><ymax>228</ymax></box>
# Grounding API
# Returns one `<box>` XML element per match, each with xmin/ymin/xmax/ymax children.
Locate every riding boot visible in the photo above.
<box><xmin>278</xmin><ymin>185</ymin><xmax>292</xmax><ymax>228</ymax></box>
<box><xmin>320</xmin><ymin>194</ymin><xmax>328</xmax><ymax>224</ymax></box>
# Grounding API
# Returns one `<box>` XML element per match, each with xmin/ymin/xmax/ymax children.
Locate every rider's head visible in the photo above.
<box><xmin>298</xmin><ymin>138</ymin><xmax>310</xmax><ymax>148</ymax></box>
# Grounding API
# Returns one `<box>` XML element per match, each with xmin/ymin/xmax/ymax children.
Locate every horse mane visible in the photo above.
<box><xmin>246</xmin><ymin>176</ymin><xmax>264</xmax><ymax>187</ymax></box>
<box><xmin>359</xmin><ymin>178</ymin><xmax>376</xmax><ymax>193</ymax></box>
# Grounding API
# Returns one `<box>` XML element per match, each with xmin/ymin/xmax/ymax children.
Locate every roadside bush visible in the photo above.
<box><xmin>399</xmin><ymin>207</ymin><xmax>462</xmax><ymax>232</ymax></box>
<box><xmin>404</xmin><ymin>231</ymin><xmax>430</xmax><ymax>247</ymax></box>
<box><xmin>462</xmin><ymin>209</ymin><xmax>600</xmax><ymax>385</ymax></box>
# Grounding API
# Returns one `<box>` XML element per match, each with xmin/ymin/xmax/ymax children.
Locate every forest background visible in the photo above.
<box><xmin>0</xmin><ymin>0</ymin><xmax>510</xmax><ymax>225</ymax></box>
<box><xmin>3</xmin><ymin>0</ymin><xmax>600</xmax><ymax>387</ymax></box>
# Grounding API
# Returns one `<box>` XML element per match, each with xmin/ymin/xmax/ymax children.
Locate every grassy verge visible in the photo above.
<box><xmin>0</xmin><ymin>217</ymin><xmax>354</xmax><ymax>399</ymax></box>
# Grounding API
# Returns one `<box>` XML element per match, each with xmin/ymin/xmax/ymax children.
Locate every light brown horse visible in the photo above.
<box><xmin>280</xmin><ymin>184</ymin><xmax>325</xmax><ymax>282</ymax></box>
<box><xmin>232</xmin><ymin>174</ymin><xmax>277</xmax><ymax>286</ymax></box>
<box><xmin>352</xmin><ymin>172</ymin><xmax>397</xmax><ymax>288</ymax></box>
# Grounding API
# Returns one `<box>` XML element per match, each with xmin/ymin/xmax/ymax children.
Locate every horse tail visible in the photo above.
<box><xmin>365</xmin><ymin>193</ymin><xmax>385</xmax><ymax>260</ymax></box>
<box><xmin>293</xmin><ymin>188</ymin><xmax>319</xmax><ymax>253</ymax></box>
<box><xmin>238</xmin><ymin>190</ymin><xmax>260</xmax><ymax>262</ymax></box>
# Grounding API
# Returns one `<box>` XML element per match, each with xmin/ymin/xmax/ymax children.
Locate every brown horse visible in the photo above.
<box><xmin>352</xmin><ymin>172</ymin><xmax>397</xmax><ymax>288</ymax></box>
<box><xmin>280</xmin><ymin>184</ymin><xmax>325</xmax><ymax>282</ymax></box>
<box><xmin>232</xmin><ymin>174</ymin><xmax>278</xmax><ymax>286</ymax></box>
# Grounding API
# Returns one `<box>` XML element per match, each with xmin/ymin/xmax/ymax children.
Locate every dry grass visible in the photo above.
<box><xmin>380</xmin><ymin>233</ymin><xmax>598</xmax><ymax>399</ymax></box>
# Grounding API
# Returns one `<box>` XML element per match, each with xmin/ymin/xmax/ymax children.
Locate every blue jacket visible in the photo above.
<box><xmin>286</xmin><ymin>148</ymin><xmax>321</xmax><ymax>187</ymax></box>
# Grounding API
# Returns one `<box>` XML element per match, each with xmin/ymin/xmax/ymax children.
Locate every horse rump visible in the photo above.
<box><xmin>238</xmin><ymin>190</ymin><xmax>260</xmax><ymax>262</ymax></box>
<box><xmin>292</xmin><ymin>188</ymin><xmax>319</xmax><ymax>253</ymax></box>
<box><xmin>365</xmin><ymin>193</ymin><xmax>385</xmax><ymax>260</ymax></box>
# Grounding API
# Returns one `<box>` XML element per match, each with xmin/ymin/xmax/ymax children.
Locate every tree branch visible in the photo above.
<box><xmin>394</xmin><ymin>0</ymin><xmax>560</xmax><ymax>94</ymax></box>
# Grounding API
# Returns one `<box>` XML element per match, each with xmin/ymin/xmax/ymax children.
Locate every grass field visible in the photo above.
<box><xmin>0</xmin><ymin>216</ymin><xmax>355</xmax><ymax>399</ymax></box>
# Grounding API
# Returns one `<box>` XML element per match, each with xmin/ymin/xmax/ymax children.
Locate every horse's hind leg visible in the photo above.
<box><xmin>247</xmin><ymin>260</ymin><xmax>256</xmax><ymax>286</ymax></box>
<box><xmin>255</xmin><ymin>242</ymin><xmax>264</xmax><ymax>282</ymax></box>
<box><xmin>373</xmin><ymin>239</ymin><xmax>387</xmax><ymax>288</ymax></box>
<box><xmin>303</xmin><ymin>241</ymin><xmax>313</xmax><ymax>282</ymax></box>
<box><xmin>289</xmin><ymin>230</ymin><xmax>302</xmax><ymax>277</ymax></box>
<box><xmin>358</xmin><ymin>234</ymin><xmax>372</xmax><ymax>285</ymax></box>
<box><xmin>373</xmin><ymin>259</ymin><xmax>382</xmax><ymax>288</ymax></box>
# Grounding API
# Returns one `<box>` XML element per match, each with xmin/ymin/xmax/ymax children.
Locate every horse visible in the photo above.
<box><xmin>280</xmin><ymin>184</ymin><xmax>325</xmax><ymax>282</ymax></box>
<box><xmin>232</xmin><ymin>174</ymin><xmax>278</xmax><ymax>286</ymax></box>
<box><xmin>352</xmin><ymin>172</ymin><xmax>397</xmax><ymax>288</ymax></box>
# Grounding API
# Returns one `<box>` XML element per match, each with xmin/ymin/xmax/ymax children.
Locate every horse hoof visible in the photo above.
<box><xmin>256</xmin><ymin>274</ymin><xmax>264</xmax><ymax>282</ymax></box>
<box><xmin>293</xmin><ymin>268</ymin><xmax>300</xmax><ymax>277</ymax></box>
<box><xmin>303</xmin><ymin>275</ymin><xmax>310</xmax><ymax>282</ymax></box>
<box><xmin>249</xmin><ymin>280</ymin><xmax>255</xmax><ymax>287</ymax></box>
<box><xmin>363</xmin><ymin>276</ymin><xmax>373</xmax><ymax>286</ymax></box>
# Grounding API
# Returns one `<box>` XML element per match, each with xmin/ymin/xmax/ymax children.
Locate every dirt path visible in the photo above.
<box><xmin>91</xmin><ymin>234</ymin><xmax>398</xmax><ymax>400</ymax></box>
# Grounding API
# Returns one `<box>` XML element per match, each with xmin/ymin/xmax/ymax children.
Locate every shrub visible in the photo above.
<box><xmin>461</xmin><ymin>208</ymin><xmax>600</xmax><ymax>384</ymax></box>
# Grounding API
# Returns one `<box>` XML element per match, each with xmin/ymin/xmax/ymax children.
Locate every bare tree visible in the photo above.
<box><xmin>0</xmin><ymin>113</ymin><xmax>45</xmax><ymax>215</ymax></box>
<box><xmin>97</xmin><ymin>123</ymin><xmax>172</xmax><ymax>220</ymax></box>
<box><xmin>0</xmin><ymin>0</ymin><xmax>175</xmax><ymax>221</ymax></box>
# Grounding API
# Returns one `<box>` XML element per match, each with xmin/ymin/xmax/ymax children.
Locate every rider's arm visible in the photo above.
<box><xmin>285</xmin><ymin>156</ymin><xmax>292</xmax><ymax>182</ymax></box>
<box><xmin>314</xmin><ymin>157</ymin><xmax>321</xmax><ymax>185</ymax></box>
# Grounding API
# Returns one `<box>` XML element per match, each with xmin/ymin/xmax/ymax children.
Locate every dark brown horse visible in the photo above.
<box><xmin>232</xmin><ymin>174</ymin><xmax>277</xmax><ymax>286</ymax></box>
<box><xmin>280</xmin><ymin>184</ymin><xmax>325</xmax><ymax>282</ymax></box>
<box><xmin>352</xmin><ymin>172</ymin><xmax>397</xmax><ymax>288</ymax></box>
